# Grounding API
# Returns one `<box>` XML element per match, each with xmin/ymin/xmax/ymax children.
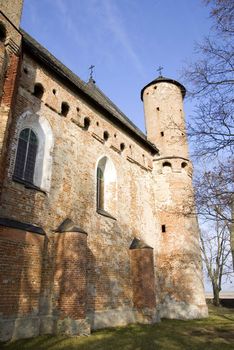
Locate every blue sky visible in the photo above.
<box><xmin>21</xmin><ymin>0</ymin><xmax>212</xmax><ymax>132</ymax></box>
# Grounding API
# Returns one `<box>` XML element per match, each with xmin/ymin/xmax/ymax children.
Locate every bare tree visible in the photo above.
<box><xmin>194</xmin><ymin>163</ymin><xmax>233</xmax><ymax>305</ymax></box>
<box><xmin>183</xmin><ymin>1</ymin><xmax>234</xmax><ymax>158</ymax></box>
<box><xmin>183</xmin><ymin>0</ymin><xmax>234</xmax><ymax>271</ymax></box>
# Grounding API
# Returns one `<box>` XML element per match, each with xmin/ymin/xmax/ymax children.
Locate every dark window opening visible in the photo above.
<box><xmin>52</xmin><ymin>89</ymin><xmax>56</xmax><ymax>95</ymax></box>
<box><xmin>120</xmin><ymin>143</ymin><xmax>125</xmax><ymax>151</ymax></box>
<box><xmin>103</xmin><ymin>131</ymin><xmax>109</xmax><ymax>141</ymax></box>
<box><xmin>154</xmin><ymin>86</ymin><xmax>157</xmax><ymax>90</ymax></box>
<box><xmin>163</xmin><ymin>161</ymin><xmax>172</xmax><ymax>167</ymax></box>
<box><xmin>96</xmin><ymin>121</ymin><xmax>99</xmax><ymax>126</ymax></box>
<box><xmin>23</xmin><ymin>67</ymin><xmax>28</xmax><ymax>75</ymax></box>
<box><xmin>161</xmin><ymin>131</ymin><xmax>164</xmax><ymax>137</ymax></box>
<box><xmin>33</xmin><ymin>83</ymin><xmax>44</xmax><ymax>99</ymax></box>
<box><xmin>97</xmin><ymin>167</ymin><xmax>104</xmax><ymax>210</ymax></box>
<box><xmin>162</xmin><ymin>225</ymin><xmax>166</xmax><ymax>233</ymax></box>
<box><xmin>181</xmin><ymin>162</ymin><xmax>187</xmax><ymax>168</ymax></box>
<box><xmin>13</xmin><ymin>128</ymin><xmax>38</xmax><ymax>184</ymax></box>
<box><xmin>0</xmin><ymin>23</ymin><xmax>6</xmax><ymax>42</ymax></box>
<box><xmin>61</xmin><ymin>102</ymin><xmax>69</xmax><ymax>117</ymax></box>
<box><xmin>84</xmin><ymin>117</ymin><xmax>90</xmax><ymax>130</ymax></box>
<box><xmin>156</xmin><ymin>107</ymin><xmax>160</xmax><ymax>111</ymax></box>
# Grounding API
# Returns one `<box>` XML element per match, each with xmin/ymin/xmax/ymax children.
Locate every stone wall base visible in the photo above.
<box><xmin>158</xmin><ymin>300</ymin><xmax>208</xmax><ymax>319</ymax></box>
<box><xmin>88</xmin><ymin>307</ymin><xmax>160</xmax><ymax>330</ymax></box>
<box><xmin>56</xmin><ymin>317</ymin><xmax>90</xmax><ymax>336</ymax></box>
<box><xmin>0</xmin><ymin>316</ymin><xmax>40</xmax><ymax>342</ymax></box>
<box><xmin>0</xmin><ymin>316</ymin><xmax>90</xmax><ymax>341</ymax></box>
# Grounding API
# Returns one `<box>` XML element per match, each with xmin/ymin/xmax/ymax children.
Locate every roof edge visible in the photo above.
<box><xmin>141</xmin><ymin>76</ymin><xmax>186</xmax><ymax>100</ymax></box>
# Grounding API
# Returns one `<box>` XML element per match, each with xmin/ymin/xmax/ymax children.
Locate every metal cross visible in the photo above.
<box><xmin>89</xmin><ymin>65</ymin><xmax>95</xmax><ymax>80</ymax></box>
<box><xmin>157</xmin><ymin>66</ymin><xmax>163</xmax><ymax>76</ymax></box>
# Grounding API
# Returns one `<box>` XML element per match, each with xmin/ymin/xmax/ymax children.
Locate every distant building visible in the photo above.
<box><xmin>0</xmin><ymin>0</ymin><xmax>207</xmax><ymax>341</ymax></box>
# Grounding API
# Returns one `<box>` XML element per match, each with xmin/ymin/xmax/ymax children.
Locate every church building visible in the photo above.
<box><xmin>0</xmin><ymin>0</ymin><xmax>207</xmax><ymax>341</ymax></box>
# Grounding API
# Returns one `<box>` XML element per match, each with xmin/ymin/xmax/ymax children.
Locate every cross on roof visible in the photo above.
<box><xmin>157</xmin><ymin>66</ymin><xmax>163</xmax><ymax>76</ymax></box>
<box><xmin>89</xmin><ymin>65</ymin><xmax>95</xmax><ymax>81</ymax></box>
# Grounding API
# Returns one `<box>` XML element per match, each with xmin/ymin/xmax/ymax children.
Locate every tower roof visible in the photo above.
<box><xmin>141</xmin><ymin>76</ymin><xmax>186</xmax><ymax>101</ymax></box>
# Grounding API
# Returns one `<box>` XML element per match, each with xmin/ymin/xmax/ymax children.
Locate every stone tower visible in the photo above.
<box><xmin>141</xmin><ymin>76</ymin><xmax>208</xmax><ymax>319</ymax></box>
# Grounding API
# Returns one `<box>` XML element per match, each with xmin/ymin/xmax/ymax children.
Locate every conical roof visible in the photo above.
<box><xmin>141</xmin><ymin>75</ymin><xmax>186</xmax><ymax>100</ymax></box>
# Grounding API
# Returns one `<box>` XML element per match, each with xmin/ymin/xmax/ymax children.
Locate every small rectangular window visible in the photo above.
<box><xmin>162</xmin><ymin>224</ymin><xmax>166</xmax><ymax>233</ymax></box>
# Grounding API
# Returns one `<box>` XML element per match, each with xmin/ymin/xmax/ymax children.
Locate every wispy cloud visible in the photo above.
<box><xmin>101</xmin><ymin>0</ymin><xmax>146</xmax><ymax>78</ymax></box>
<box><xmin>52</xmin><ymin>0</ymin><xmax>146</xmax><ymax>79</ymax></box>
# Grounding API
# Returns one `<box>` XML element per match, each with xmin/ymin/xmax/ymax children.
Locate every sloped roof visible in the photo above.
<box><xmin>21</xmin><ymin>30</ymin><xmax>158</xmax><ymax>155</ymax></box>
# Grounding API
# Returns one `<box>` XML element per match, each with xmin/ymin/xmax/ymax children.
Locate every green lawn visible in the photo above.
<box><xmin>1</xmin><ymin>305</ymin><xmax>234</xmax><ymax>350</ymax></box>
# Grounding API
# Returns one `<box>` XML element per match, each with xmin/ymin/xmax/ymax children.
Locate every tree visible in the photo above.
<box><xmin>194</xmin><ymin>163</ymin><xmax>233</xmax><ymax>306</ymax></box>
<box><xmin>184</xmin><ymin>0</ymin><xmax>234</xmax><ymax>158</ymax></box>
<box><xmin>183</xmin><ymin>0</ymin><xmax>234</xmax><ymax>278</ymax></box>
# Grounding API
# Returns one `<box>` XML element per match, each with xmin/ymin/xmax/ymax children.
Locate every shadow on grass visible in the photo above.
<box><xmin>1</xmin><ymin>306</ymin><xmax>234</xmax><ymax>350</ymax></box>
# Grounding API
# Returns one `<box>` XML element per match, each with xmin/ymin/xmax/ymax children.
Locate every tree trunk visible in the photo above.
<box><xmin>213</xmin><ymin>285</ymin><xmax>220</xmax><ymax>306</ymax></box>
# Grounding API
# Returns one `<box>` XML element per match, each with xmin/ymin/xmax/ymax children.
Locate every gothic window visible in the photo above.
<box><xmin>12</xmin><ymin>111</ymin><xmax>54</xmax><ymax>192</ymax></box>
<box><xmin>96</xmin><ymin>156</ymin><xmax>117</xmax><ymax>216</ymax></box>
<box><xmin>13</xmin><ymin>128</ymin><xmax>38</xmax><ymax>183</ymax></box>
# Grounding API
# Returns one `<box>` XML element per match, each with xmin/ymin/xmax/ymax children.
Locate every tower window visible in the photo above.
<box><xmin>163</xmin><ymin>161</ymin><xmax>172</xmax><ymax>168</ymax></box>
<box><xmin>156</xmin><ymin>107</ymin><xmax>160</xmax><ymax>111</ymax></box>
<box><xmin>52</xmin><ymin>89</ymin><xmax>57</xmax><ymax>95</ymax></box>
<box><xmin>181</xmin><ymin>162</ymin><xmax>187</xmax><ymax>168</ymax></box>
<box><xmin>61</xmin><ymin>102</ymin><xmax>69</xmax><ymax>117</ymax></box>
<box><xmin>33</xmin><ymin>83</ymin><xmax>44</xmax><ymax>100</ymax></box>
<box><xmin>161</xmin><ymin>131</ymin><xmax>164</xmax><ymax>137</ymax></box>
<box><xmin>162</xmin><ymin>225</ymin><xmax>166</xmax><ymax>233</ymax></box>
<box><xmin>13</xmin><ymin>128</ymin><xmax>38</xmax><ymax>183</ymax></box>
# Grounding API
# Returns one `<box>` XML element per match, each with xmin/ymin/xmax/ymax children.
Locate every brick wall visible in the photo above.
<box><xmin>54</xmin><ymin>231</ymin><xmax>87</xmax><ymax>320</ymax></box>
<box><xmin>130</xmin><ymin>248</ymin><xmax>156</xmax><ymax>310</ymax></box>
<box><xmin>0</xmin><ymin>227</ymin><xmax>44</xmax><ymax>318</ymax></box>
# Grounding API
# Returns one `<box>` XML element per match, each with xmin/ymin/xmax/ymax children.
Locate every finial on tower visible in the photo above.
<box><xmin>88</xmin><ymin>65</ymin><xmax>95</xmax><ymax>83</ymax></box>
<box><xmin>157</xmin><ymin>66</ymin><xmax>163</xmax><ymax>77</ymax></box>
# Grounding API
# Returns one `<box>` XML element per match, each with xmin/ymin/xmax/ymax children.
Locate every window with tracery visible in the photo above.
<box><xmin>13</xmin><ymin>128</ymin><xmax>38</xmax><ymax>183</ymax></box>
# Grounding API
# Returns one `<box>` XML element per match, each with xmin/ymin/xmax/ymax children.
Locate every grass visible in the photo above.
<box><xmin>1</xmin><ymin>305</ymin><xmax>234</xmax><ymax>350</ymax></box>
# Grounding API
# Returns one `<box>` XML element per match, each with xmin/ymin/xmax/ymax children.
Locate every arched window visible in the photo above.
<box><xmin>12</xmin><ymin>111</ymin><xmax>54</xmax><ymax>192</ymax></box>
<box><xmin>162</xmin><ymin>161</ymin><xmax>172</xmax><ymax>173</ymax></box>
<box><xmin>13</xmin><ymin>128</ymin><xmax>38</xmax><ymax>183</ymax></box>
<box><xmin>96</xmin><ymin>156</ymin><xmax>117</xmax><ymax>216</ymax></box>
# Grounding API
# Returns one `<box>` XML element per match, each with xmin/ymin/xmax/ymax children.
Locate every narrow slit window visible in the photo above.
<box><xmin>13</xmin><ymin>128</ymin><xmax>38</xmax><ymax>183</ymax></box>
<box><xmin>97</xmin><ymin>166</ymin><xmax>104</xmax><ymax>210</ymax></box>
<box><xmin>162</xmin><ymin>225</ymin><xmax>166</xmax><ymax>233</ymax></box>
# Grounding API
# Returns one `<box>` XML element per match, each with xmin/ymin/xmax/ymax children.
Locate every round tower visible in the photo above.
<box><xmin>141</xmin><ymin>76</ymin><xmax>188</xmax><ymax>159</ymax></box>
<box><xmin>141</xmin><ymin>76</ymin><xmax>208</xmax><ymax>319</ymax></box>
